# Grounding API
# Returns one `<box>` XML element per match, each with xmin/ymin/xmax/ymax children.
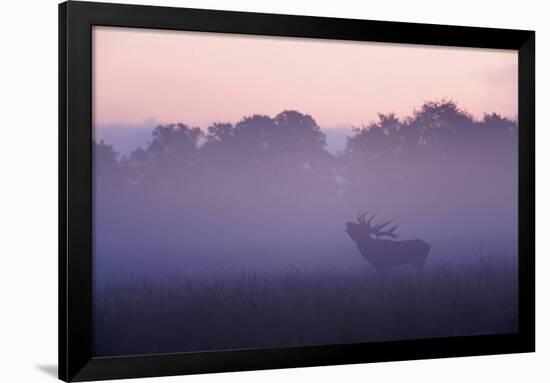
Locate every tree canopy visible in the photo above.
<box><xmin>93</xmin><ymin>101</ymin><xmax>518</xmax><ymax>242</ymax></box>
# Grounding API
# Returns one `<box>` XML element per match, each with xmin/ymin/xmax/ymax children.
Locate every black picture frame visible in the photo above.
<box><xmin>59</xmin><ymin>1</ymin><xmax>535</xmax><ymax>381</ymax></box>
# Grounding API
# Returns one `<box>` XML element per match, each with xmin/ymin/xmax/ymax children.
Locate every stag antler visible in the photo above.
<box><xmin>356</xmin><ymin>211</ymin><xmax>399</xmax><ymax>239</ymax></box>
<box><xmin>374</xmin><ymin>220</ymin><xmax>399</xmax><ymax>239</ymax></box>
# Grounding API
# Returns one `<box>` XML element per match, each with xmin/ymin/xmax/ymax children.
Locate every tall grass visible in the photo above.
<box><xmin>93</xmin><ymin>254</ymin><xmax>517</xmax><ymax>356</ymax></box>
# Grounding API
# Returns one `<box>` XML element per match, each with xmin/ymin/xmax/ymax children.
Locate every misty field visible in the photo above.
<box><xmin>93</xmin><ymin>253</ymin><xmax>517</xmax><ymax>357</ymax></box>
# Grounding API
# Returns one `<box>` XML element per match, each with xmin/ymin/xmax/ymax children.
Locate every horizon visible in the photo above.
<box><xmin>93</xmin><ymin>103</ymin><xmax>517</xmax><ymax>155</ymax></box>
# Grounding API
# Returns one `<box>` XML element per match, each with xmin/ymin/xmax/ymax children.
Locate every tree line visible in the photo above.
<box><xmin>94</xmin><ymin>99</ymin><xmax>517</xmax><ymax>242</ymax></box>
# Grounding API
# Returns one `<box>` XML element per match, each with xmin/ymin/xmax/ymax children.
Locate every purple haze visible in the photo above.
<box><xmin>92</xmin><ymin>102</ymin><xmax>518</xmax><ymax>356</ymax></box>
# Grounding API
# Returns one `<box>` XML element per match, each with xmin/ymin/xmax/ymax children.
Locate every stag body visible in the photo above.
<box><xmin>346</xmin><ymin>212</ymin><xmax>430</xmax><ymax>273</ymax></box>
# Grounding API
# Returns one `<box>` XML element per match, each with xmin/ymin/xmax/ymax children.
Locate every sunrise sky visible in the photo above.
<box><xmin>92</xmin><ymin>26</ymin><xmax>518</xmax><ymax>130</ymax></box>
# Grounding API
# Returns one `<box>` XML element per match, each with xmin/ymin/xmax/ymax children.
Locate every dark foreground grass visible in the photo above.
<box><xmin>93</xmin><ymin>256</ymin><xmax>517</xmax><ymax>356</ymax></box>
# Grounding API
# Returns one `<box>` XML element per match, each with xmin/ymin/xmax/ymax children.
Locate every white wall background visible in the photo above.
<box><xmin>0</xmin><ymin>0</ymin><xmax>547</xmax><ymax>381</ymax></box>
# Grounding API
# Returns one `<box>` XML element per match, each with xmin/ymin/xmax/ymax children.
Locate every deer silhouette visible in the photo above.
<box><xmin>346</xmin><ymin>212</ymin><xmax>430</xmax><ymax>274</ymax></box>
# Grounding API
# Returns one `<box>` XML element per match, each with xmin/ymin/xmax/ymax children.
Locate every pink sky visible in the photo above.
<box><xmin>92</xmin><ymin>26</ymin><xmax>517</xmax><ymax>129</ymax></box>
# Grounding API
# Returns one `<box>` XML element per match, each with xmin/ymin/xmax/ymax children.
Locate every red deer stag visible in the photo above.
<box><xmin>345</xmin><ymin>212</ymin><xmax>430</xmax><ymax>273</ymax></box>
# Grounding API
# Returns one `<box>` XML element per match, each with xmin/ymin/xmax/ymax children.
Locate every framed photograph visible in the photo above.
<box><xmin>59</xmin><ymin>1</ymin><xmax>535</xmax><ymax>381</ymax></box>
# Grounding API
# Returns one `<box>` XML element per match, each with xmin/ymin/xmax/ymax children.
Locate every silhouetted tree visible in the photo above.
<box><xmin>93</xmin><ymin>140</ymin><xmax>121</xmax><ymax>192</ymax></box>
<box><xmin>121</xmin><ymin>123</ymin><xmax>203</xmax><ymax>188</ymax></box>
<box><xmin>92</xmin><ymin>102</ymin><xmax>518</xmax><ymax>246</ymax></box>
<box><xmin>199</xmin><ymin>111</ymin><xmax>337</xmax><ymax>224</ymax></box>
<box><xmin>340</xmin><ymin>99</ymin><xmax>518</xmax><ymax>226</ymax></box>
<box><xmin>402</xmin><ymin>100</ymin><xmax>474</xmax><ymax>151</ymax></box>
<box><xmin>345</xmin><ymin>113</ymin><xmax>402</xmax><ymax>162</ymax></box>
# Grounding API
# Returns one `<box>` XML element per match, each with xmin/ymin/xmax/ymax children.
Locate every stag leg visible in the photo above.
<box><xmin>377</xmin><ymin>268</ymin><xmax>389</xmax><ymax>286</ymax></box>
<box><xmin>414</xmin><ymin>262</ymin><xmax>425</xmax><ymax>278</ymax></box>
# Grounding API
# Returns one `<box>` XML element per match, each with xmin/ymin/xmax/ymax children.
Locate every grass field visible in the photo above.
<box><xmin>93</xmin><ymin>254</ymin><xmax>517</xmax><ymax>356</ymax></box>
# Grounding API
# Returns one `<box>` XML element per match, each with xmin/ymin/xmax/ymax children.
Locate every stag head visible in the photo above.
<box><xmin>345</xmin><ymin>211</ymin><xmax>399</xmax><ymax>241</ymax></box>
